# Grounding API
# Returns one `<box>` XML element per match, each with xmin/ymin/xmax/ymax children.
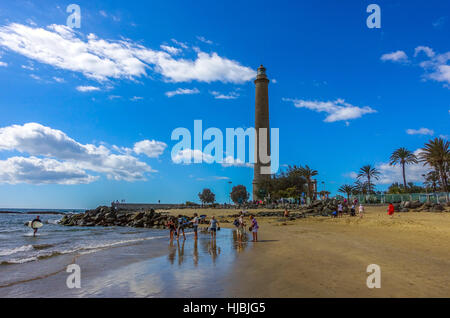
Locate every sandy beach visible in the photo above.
<box><xmin>1</xmin><ymin>205</ymin><xmax>449</xmax><ymax>298</ymax></box>
<box><xmin>168</xmin><ymin>205</ymin><xmax>450</xmax><ymax>297</ymax></box>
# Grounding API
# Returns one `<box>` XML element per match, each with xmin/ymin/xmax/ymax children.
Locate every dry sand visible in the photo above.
<box><xmin>167</xmin><ymin>206</ymin><xmax>450</xmax><ymax>297</ymax></box>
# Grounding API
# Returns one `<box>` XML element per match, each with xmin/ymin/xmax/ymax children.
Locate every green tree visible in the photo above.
<box><xmin>419</xmin><ymin>137</ymin><xmax>449</xmax><ymax>194</ymax></box>
<box><xmin>389</xmin><ymin>147</ymin><xmax>418</xmax><ymax>189</ymax></box>
<box><xmin>338</xmin><ymin>184</ymin><xmax>354</xmax><ymax>201</ymax></box>
<box><xmin>298</xmin><ymin>165</ymin><xmax>318</xmax><ymax>201</ymax></box>
<box><xmin>198</xmin><ymin>188</ymin><xmax>215</xmax><ymax>205</ymax></box>
<box><xmin>357</xmin><ymin>165</ymin><xmax>380</xmax><ymax>193</ymax></box>
<box><xmin>230</xmin><ymin>185</ymin><xmax>249</xmax><ymax>204</ymax></box>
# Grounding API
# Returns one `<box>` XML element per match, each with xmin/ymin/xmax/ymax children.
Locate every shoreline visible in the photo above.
<box><xmin>1</xmin><ymin>205</ymin><xmax>449</xmax><ymax>297</ymax></box>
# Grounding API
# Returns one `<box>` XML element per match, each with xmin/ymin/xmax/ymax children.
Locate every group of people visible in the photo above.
<box><xmin>332</xmin><ymin>198</ymin><xmax>365</xmax><ymax>218</ymax></box>
<box><xmin>233</xmin><ymin>212</ymin><xmax>259</xmax><ymax>242</ymax></box>
<box><xmin>166</xmin><ymin>211</ymin><xmax>260</xmax><ymax>243</ymax></box>
<box><xmin>332</xmin><ymin>199</ymin><xmax>397</xmax><ymax>218</ymax></box>
<box><xmin>167</xmin><ymin>213</ymin><xmax>222</xmax><ymax>241</ymax></box>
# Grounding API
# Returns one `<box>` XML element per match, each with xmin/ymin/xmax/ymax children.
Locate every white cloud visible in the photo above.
<box><xmin>0</xmin><ymin>23</ymin><xmax>255</xmax><ymax>83</ymax></box>
<box><xmin>172</xmin><ymin>149</ymin><xmax>214</xmax><ymax>164</ymax></box>
<box><xmin>76</xmin><ymin>85</ymin><xmax>100</xmax><ymax>92</ymax></box>
<box><xmin>171</xmin><ymin>39</ymin><xmax>188</xmax><ymax>49</ymax></box>
<box><xmin>53</xmin><ymin>76</ymin><xmax>65</xmax><ymax>83</ymax></box>
<box><xmin>213</xmin><ymin>176</ymin><xmax>230</xmax><ymax>180</ymax></box>
<box><xmin>30</xmin><ymin>74</ymin><xmax>40</xmax><ymax>80</ymax></box>
<box><xmin>130</xmin><ymin>96</ymin><xmax>143</xmax><ymax>101</ymax></box>
<box><xmin>0</xmin><ymin>61</ymin><xmax>7</xmax><ymax>67</ymax></box>
<box><xmin>0</xmin><ymin>156</ymin><xmax>97</xmax><ymax>185</ymax></box>
<box><xmin>133</xmin><ymin>140</ymin><xmax>167</xmax><ymax>158</ymax></box>
<box><xmin>408</xmin><ymin>46</ymin><xmax>449</xmax><ymax>87</ymax></box>
<box><xmin>414</xmin><ymin>46</ymin><xmax>435</xmax><ymax>58</ymax></box>
<box><xmin>0</xmin><ymin>123</ymin><xmax>159</xmax><ymax>183</ymax></box>
<box><xmin>21</xmin><ymin>64</ymin><xmax>34</xmax><ymax>70</ymax></box>
<box><xmin>165</xmin><ymin>88</ymin><xmax>200</xmax><ymax>98</ymax></box>
<box><xmin>284</xmin><ymin>98</ymin><xmax>376</xmax><ymax>123</ymax></box>
<box><xmin>160</xmin><ymin>45</ymin><xmax>181</xmax><ymax>55</ymax></box>
<box><xmin>381</xmin><ymin>50</ymin><xmax>408</xmax><ymax>63</ymax></box>
<box><xmin>221</xmin><ymin>156</ymin><xmax>252</xmax><ymax>168</ymax></box>
<box><xmin>196</xmin><ymin>36</ymin><xmax>213</xmax><ymax>45</ymax></box>
<box><xmin>406</xmin><ymin>128</ymin><xmax>434</xmax><ymax>135</ymax></box>
<box><xmin>210</xmin><ymin>91</ymin><xmax>239</xmax><ymax>100</ymax></box>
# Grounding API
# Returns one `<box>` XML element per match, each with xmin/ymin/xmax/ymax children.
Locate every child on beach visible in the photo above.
<box><xmin>358</xmin><ymin>204</ymin><xmax>364</xmax><ymax>218</ymax></box>
<box><xmin>209</xmin><ymin>216</ymin><xmax>219</xmax><ymax>239</ymax></box>
<box><xmin>249</xmin><ymin>215</ymin><xmax>259</xmax><ymax>242</ymax></box>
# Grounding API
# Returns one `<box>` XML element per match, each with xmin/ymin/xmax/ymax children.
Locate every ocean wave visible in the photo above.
<box><xmin>0</xmin><ymin>245</ymin><xmax>33</xmax><ymax>256</ymax></box>
<box><xmin>0</xmin><ymin>235</ymin><xmax>167</xmax><ymax>265</ymax></box>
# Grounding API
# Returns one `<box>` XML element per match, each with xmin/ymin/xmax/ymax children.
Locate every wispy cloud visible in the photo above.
<box><xmin>0</xmin><ymin>23</ymin><xmax>255</xmax><ymax>83</ymax></box>
<box><xmin>165</xmin><ymin>88</ymin><xmax>200</xmax><ymax>98</ymax></box>
<box><xmin>210</xmin><ymin>91</ymin><xmax>239</xmax><ymax>100</ymax></box>
<box><xmin>380</xmin><ymin>50</ymin><xmax>408</xmax><ymax>63</ymax></box>
<box><xmin>406</xmin><ymin>128</ymin><xmax>434</xmax><ymax>135</ymax></box>
<box><xmin>283</xmin><ymin>98</ymin><xmax>376</xmax><ymax>123</ymax></box>
<box><xmin>196</xmin><ymin>36</ymin><xmax>213</xmax><ymax>45</ymax></box>
<box><xmin>76</xmin><ymin>85</ymin><xmax>100</xmax><ymax>92</ymax></box>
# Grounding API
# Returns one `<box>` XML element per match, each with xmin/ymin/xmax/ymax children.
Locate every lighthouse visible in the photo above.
<box><xmin>252</xmin><ymin>65</ymin><xmax>271</xmax><ymax>200</ymax></box>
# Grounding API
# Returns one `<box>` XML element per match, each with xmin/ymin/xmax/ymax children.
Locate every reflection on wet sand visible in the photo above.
<box><xmin>166</xmin><ymin>228</ymin><xmax>251</xmax><ymax>266</ymax></box>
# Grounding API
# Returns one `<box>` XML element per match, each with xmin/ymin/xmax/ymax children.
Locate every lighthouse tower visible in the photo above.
<box><xmin>252</xmin><ymin>65</ymin><xmax>271</xmax><ymax>200</ymax></box>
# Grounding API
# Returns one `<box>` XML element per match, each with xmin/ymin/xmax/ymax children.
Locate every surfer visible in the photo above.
<box><xmin>31</xmin><ymin>215</ymin><xmax>41</xmax><ymax>237</ymax></box>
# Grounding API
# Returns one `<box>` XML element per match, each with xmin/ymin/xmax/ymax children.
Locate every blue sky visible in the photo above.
<box><xmin>0</xmin><ymin>0</ymin><xmax>448</xmax><ymax>208</ymax></box>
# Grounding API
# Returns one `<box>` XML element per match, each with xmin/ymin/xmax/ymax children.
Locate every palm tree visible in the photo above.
<box><xmin>419</xmin><ymin>137</ymin><xmax>449</xmax><ymax>194</ymax></box>
<box><xmin>354</xmin><ymin>180</ymin><xmax>370</xmax><ymax>195</ymax></box>
<box><xmin>423</xmin><ymin>171</ymin><xmax>440</xmax><ymax>193</ymax></box>
<box><xmin>338</xmin><ymin>184</ymin><xmax>354</xmax><ymax>201</ymax></box>
<box><xmin>357</xmin><ymin>165</ymin><xmax>380</xmax><ymax>193</ymax></box>
<box><xmin>389</xmin><ymin>147</ymin><xmax>418</xmax><ymax>189</ymax></box>
<box><xmin>299</xmin><ymin>165</ymin><xmax>318</xmax><ymax>201</ymax></box>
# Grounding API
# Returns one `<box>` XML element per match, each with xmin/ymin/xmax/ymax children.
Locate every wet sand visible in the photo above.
<box><xmin>0</xmin><ymin>229</ymin><xmax>251</xmax><ymax>297</ymax></box>
<box><xmin>171</xmin><ymin>206</ymin><xmax>450</xmax><ymax>297</ymax></box>
<box><xmin>2</xmin><ymin>205</ymin><xmax>449</xmax><ymax>297</ymax></box>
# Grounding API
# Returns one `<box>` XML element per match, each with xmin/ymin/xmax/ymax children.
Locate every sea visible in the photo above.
<box><xmin>0</xmin><ymin>208</ymin><xmax>165</xmax><ymax>266</ymax></box>
<box><xmin>0</xmin><ymin>208</ymin><xmax>247</xmax><ymax>297</ymax></box>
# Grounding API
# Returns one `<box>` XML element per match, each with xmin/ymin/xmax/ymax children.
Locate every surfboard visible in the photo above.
<box><xmin>25</xmin><ymin>220</ymin><xmax>44</xmax><ymax>229</ymax></box>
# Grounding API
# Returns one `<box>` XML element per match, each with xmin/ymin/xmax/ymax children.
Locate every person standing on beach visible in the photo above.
<box><xmin>192</xmin><ymin>213</ymin><xmax>199</xmax><ymax>240</ymax></box>
<box><xmin>337</xmin><ymin>203</ymin><xmax>343</xmax><ymax>218</ymax></box>
<box><xmin>209</xmin><ymin>216</ymin><xmax>219</xmax><ymax>239</ymax></box>
<box><xmin>177</xmin><ymin>215</ymin><xmax>186</xmax><ymax>240</ymax></box>
<box><xmin>388</xmin><ymin>203</ymin><xmax>395</xmax><ymax>218</ymax></box>
<box><xmin>237</xmin><ymin>212</ymin><xmax>246</xmax><ymax>242</ymax></box>
<box><xmin>167</xmin><ymin>218</ymin><xmax>177</xmax><ymax>241</ymax></box>
<box><xmin>358</xmin><ymin>204</ymin><xmax>365</xmax><ymax>218</ymax></box>
<box><xmin>249</xmin><ymin>215</ymin><xmax>259</xmax><ymax>242</ymax></box>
